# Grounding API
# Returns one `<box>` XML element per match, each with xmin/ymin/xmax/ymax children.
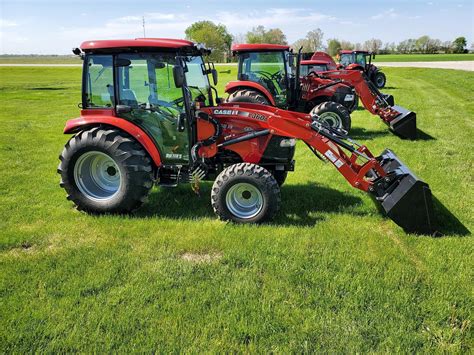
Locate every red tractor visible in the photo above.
<box><xmin>225</xmin><ymin>44</ymin><xmax>357</xmax><ymax>128</ymax></box>
<box><xmin>58</xmin><ymin>38</ymin><xmax>435</xmax><ymax>234</ymax></box>
<box><xmin>227</xmin><ymin>44</ymin><xmax>417</xmax><ymax>139</ymax></box>
<box><xmin>300</xmin><ymin>54</ymin><xmax>417</xmax><ymax>139</ymax></box>
<box><xmin>336</xmin><ymin>50</ymin><xmax>387</xmax><ymax>88</ymax></box>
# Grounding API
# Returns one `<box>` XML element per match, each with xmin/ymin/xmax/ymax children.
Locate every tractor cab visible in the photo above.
<box><xmin>77</xmin><ymin>38</ymin><xmax>218</xmax><ymax>165</ymax></box>
<box><xmin>337</xmin><ymin>50</ymin><xmax>386</xmax><ymax>88</ymax></box>
<box><xmin>338</xmin><ymin>50</ymin><xmax>373</xmax><ymax>70</ymax></box>
<box><xmin>228</xmin><ymin>44</ymin><xmax>300</xmax><ymax>109</ymax></box>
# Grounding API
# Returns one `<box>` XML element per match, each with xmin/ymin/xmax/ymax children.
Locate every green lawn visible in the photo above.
<box><xmin>0</xmin><ymin>66</ymin><xmax>472</xmax><ymax>352</ymax></box>
<box><xmin>374</xmin><ymin>53</ymin><xmax>474</xmax><ymax>62</ymax></box>
<box><xmin>0</xmin><ymin>55</ymin><xmax>81</xmax><ymax>64</ymax></box>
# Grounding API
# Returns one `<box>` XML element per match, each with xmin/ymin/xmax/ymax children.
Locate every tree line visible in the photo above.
<box><xmin>184</xmin><ymin>21</ymin><xmax>470</xmax><ymax>62</ymax></box>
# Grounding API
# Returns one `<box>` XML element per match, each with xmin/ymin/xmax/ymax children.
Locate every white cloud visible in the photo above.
<box><xmin>408</xmin><ymin>15</ymin><xmax>422</xmax><ymax>20</ymax></box>
<box><xmin>371</xmin><ymin>8</ymin><xmax>398</xmax><ymax>20</ymax></box>
<box><xmin>0</xmin><ymin>19</ymin><xmax>18</xmax><ymax>28</ymax></box>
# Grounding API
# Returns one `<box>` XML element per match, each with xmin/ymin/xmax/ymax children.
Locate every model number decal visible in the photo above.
<box><xmin>213</xmin><ymin>109</ymin><xmax>267</xmax><ymax>121</ymax></box>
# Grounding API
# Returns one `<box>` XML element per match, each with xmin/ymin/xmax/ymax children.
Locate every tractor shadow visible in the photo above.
<box><xmin>135</xmin><ymin>182</ymin><xmax>365</xmax><ymax>227</ymax></box>
<box><xmin>415</xmin><ymin>129</ymin><xmax>436</xmax><ymax>141</ymax></box>
<box><xmin>432</xmin><ymin>196</ymin><xmax>471</xmax><ymax>236</ymax></box>
<box><xmin>349</xmin><ymin>127</ymin><xmax>391</xmax><ymax>140</ymax></box>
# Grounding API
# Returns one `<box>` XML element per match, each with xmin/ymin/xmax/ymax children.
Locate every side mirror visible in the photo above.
<box><xmin>173</xmin><ymin>66</ymin><xmax>185</xmax><ymax>88</ymax></box>
<box><xmin>211</xmin><ymin>69</ymin><xmax>218</xmax><ymax>85</ymax></box>
<box><xmin>372</xmin><ymin>53</ymin><xmax>376</xmax><ymax>59</ymax></box>
<box><xmin>116</xmin><ymin>105</ymin><xmax>132</xmax><ymax>114</ymax></box>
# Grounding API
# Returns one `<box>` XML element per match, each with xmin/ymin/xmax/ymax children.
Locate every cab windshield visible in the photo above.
<box><xmin>339</xmin><ymin>53</ymin><xmax>353</xmax><ymax>66</ymax></box>
<box><xmin>300</xmin><ymin>64</ymin><xmax>328</xmax><ymax>76</ymax></box>
<box><xmin>238</xmin><ymin>51</ymin><xmax>288</xmax><ymax>107</ymax></box>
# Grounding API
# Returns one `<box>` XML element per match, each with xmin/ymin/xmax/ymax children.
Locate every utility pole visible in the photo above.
<box><xmin>142</xmin><ymin>16</ymin><xmax>146</xmax><ymax>38</ymax></box>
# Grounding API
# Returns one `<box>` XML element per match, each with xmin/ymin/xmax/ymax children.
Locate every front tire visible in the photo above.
<box><xmin>310</xmin><ymin>101</ymin><xmax>352</xmax><ymax>132</ymax></box>
<box><xmin>58</xmin><ymin>127</ymin><xmax>154</xmax><ymax>213</ymax></box>
<box><xmin>374</xmin><ymin>72</ymin><xmax>386</xmax><ymax>88</ymax></box>
<box><xmin>211</xmin><ymin>163</ymin><xmax>281</xmax><ymax>223</ymax></box>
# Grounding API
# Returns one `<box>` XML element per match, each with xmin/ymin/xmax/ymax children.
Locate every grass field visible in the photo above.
<box><xmin>373</xmin><ymin>53</ymin><xmax>474</xmax><ymax>62</ymax></box>
<box><xmin>0</xmin><ymin>65</ymin><xmax>473</xmax><ymax>352</ymax></box>
<box><xmin>1</xmin><ymin>53</ymin><xmax>473</xmax><ymax>64</ymax></box>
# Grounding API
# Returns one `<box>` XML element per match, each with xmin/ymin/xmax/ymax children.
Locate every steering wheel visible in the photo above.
<box><xmin>138</xmin><ymin>103</ymin><xmax>176</xmax><ymax>124</ymax></box>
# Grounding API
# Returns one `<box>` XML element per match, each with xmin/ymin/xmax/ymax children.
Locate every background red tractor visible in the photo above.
<box><xmin>225</xmin><ymin>44</ymin><xmax>356</xmax><ymax>130</ymax></box>
<box><xmin>58</xmin><ymin>38</ymin><xmax>435</xmax><ymax>234</ymax></box>
<box><xmin>337</xmin><ymin>50</ymin><xmax>387</xmax><ymax>88</ymax></box>
<box><xmin>300</xmin><ymin>54</ymin><xmax>418</xmax><ymax>139</ymax></box>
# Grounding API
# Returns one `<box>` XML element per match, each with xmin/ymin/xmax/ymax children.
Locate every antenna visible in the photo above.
<box><xmin>142</xmin><ymin>16</ymin><xmax>146</xmax><ymax>38</ymax></box>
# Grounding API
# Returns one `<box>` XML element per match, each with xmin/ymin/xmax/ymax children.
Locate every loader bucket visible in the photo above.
<box><xmin>372</xmin><ymin>149</ymin><xmax>435</xmax><ymax>235</ymax></box>
<box><xmin>388</xmin><ymin>105</ymin><xmax>417</xmax><ymax>140</ymax></box>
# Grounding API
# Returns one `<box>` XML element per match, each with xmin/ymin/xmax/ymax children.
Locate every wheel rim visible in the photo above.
<box><xmin>73</xmin><ymin>151</ymin><xmax>122</xmax><ymax>201</ymax></box>
<box><xmin>225</xmin><ymin>182</ymin><xmax>263</xmax><ymax>219</ymax></box>
<box><xmin>376</xmin><ymin>75</ymin><xmax>385</xmax><ymax>87</ymax></box>
<box><xmin>318</xmin><ymin>112</ymin><xmax>343</xmax><ymax>128</ymax></box>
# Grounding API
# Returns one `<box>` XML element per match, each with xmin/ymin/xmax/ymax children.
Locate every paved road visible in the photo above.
<box><xmin>0</xmin><ymin>61</ymin><xmax>473</xmax><ymax>71</ymax></box>
<box><xmin>379</xmin><ymin>61</ymin><xmax>474</xmax><ymax>71</ymax></box>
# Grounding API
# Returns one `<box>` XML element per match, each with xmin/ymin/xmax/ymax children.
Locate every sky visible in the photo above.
<box><xmin>0</xmin><ymin>0</ymin><xmax>473</xmax><ymax>54</ymax></box>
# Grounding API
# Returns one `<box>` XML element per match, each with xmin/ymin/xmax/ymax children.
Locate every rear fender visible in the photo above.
<box><xmin>64</xmin><ymin>110</ymin><xmax>162</xmax><ymax>166</ymax></box>
<box><xmin>224</xmin><ymin>80</ymin><xmax>277</xmax><ymax>106</ymax></box>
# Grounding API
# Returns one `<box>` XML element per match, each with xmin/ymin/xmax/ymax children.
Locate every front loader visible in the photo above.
<box><xmin>301</xmin><ymin>69</ymin><xmax>417</xmax><ymax>139</ymax></box>
<box><xmin>58</xmin><ymin>38</ymin><xmax>435</xmax><ymax>235</ymax></box>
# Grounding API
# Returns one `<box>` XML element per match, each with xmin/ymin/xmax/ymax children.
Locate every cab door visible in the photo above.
<box><xmin>115</xmin><ymin>53</ymin><xmax>190</xmax><ymax>164</ymax></box>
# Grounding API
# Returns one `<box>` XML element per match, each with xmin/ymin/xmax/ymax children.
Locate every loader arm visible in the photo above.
<box><xmin>313</xmin><ymin>70</ymin><xmax>418</xmax><ymax>139</ymax></box>
<box><xmin>200</xmin><ymin>102</ymin><xmax>434</xmax><ymax>234</ymax></box>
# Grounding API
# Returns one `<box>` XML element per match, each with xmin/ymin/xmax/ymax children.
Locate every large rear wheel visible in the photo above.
<box><xmin>227</xmin><ymin>89</ymin><xmax>271</xmax><ymax>105</ymax></box>
<box><xmin>58</xmin><ymin>127</ymin><xmax>154</xmax><ymax>213</ymax></box>
<box><xmin>211</xmin><ymin>163</ymin><xmax>280</xmax><ymax>223</ymax></box>
<box><xmin>310</xmin><ymin>101</ymin><xmax>351</xmax><ymax>132</ymax></box>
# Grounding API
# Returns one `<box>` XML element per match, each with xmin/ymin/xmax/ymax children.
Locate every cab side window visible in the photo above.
<box><xmin>84</xmin><ymin>55</ymin><xmax>114</xmax><ymax>108</ymax></box>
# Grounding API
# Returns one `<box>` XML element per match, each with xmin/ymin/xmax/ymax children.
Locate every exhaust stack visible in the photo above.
<box><xmin>371</xmin><ymin>149</ymin><xmax>435</xmax><ymax>235</ymax></box>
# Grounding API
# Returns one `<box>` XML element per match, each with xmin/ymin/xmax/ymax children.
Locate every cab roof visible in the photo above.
<box><xmin>231</xmin><ymin>43</ymin><xmax>290</xmax><ymax>53</ymax></box>
<box><xmin>80</xmin><ymin>38</ymin><xmax>206</xmax><ymax>53</ymax></box>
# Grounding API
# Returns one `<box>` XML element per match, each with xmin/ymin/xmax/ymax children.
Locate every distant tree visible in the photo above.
<box><xmin>306</xmin><ymin>28</ymin><xmax>324</xmax><ymax>51</ymax></box>
<box><xmin>327</xmin><ymin>39</ymin><xmax>342</xmax><ymax>56</ymax></box>
<box><xmin>232</xmin><ymin>33</ymin><xmax>246</xmax><ymax>45</ymax></box>
<box><xmin>291</xmin><ymin>28</ymin><xmax>324</xmax><ymax>53</ymax></box>
<box><xmin>363</xmin><ymin>38</ymin><xmax>383</xmax><ymax>53</ymax></box>
<box><xmin>441</xmin><ymin>40</ymin><xmax>453</xmax><ymax>53</ymax></box>
<box><xmin>246</xmin><ymin>26</ymin><xmax>287</xmax><ymax>45</ymax></box>
<box><xmin>292</xmin><ymin>38</ymin><xmax>312</xmax><ymax>52</ymax></box>
<box><xmin>340</xmin><ymin>40</ymin><xmax>354</xmax><ymax>51</ymax></box>
<box><xmin>354</xmin><ymin>42</ymin><xmax>363</xmax><ymax>50</ymax></box>
<box><xmin>185</xmin><ymin>21</ymin><xmax>232</xmax><ymax>62</ymax></box>
<box><xmin>452</xmin><ymin>36</ymin><xmax>467</xmax><ymax>53</ymax></box>
<box><xmin>415</xmin><ymin>35</ymin><xmax>430</xmax><ymax>53</ymax></box>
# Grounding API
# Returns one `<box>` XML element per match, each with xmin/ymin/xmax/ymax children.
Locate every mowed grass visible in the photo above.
<box><xmin>374</xmin><ymin>53</ymin><xmax>474</xmax><ymax>62</ymax></box>
<box><xmin>0</xmin><ymin>65</ymin><xmax>473</xmax><ymax>352</ymax></box>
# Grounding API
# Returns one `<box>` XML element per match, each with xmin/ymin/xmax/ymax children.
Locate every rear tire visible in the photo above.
<box><xmin>227</xmin><ymin>89</ymin><xmax>271</xmax><ymax>105</ymax></box>
<box><xmin>211</xmin><ymin>163</ymin><xmax>280</xmax><ymax>223</ymax></box>
<box><xmin>374</xmin><ymin>72</ymin><xmax>386</xmax><ymax>88</ymax></box>
<box><xmin>58</xmin><ymin>127</ymin><xmax>154</xmax><ymax>213</ymax></box>
<box><xmin>310</xmin><ymin>101</ymin><xmax>352</xmax><ymax>132</ymax></box>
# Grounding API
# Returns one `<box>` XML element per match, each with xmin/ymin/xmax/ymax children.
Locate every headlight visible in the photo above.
<box><xmin>280</xmin><ymin>138</ymin><xmax>296</xmax><ymax>147</ymax></box>
<box><xmin>344</xmin><ymin>94</ymin><xmax>355</xmax><ymax>101</ymax></box>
